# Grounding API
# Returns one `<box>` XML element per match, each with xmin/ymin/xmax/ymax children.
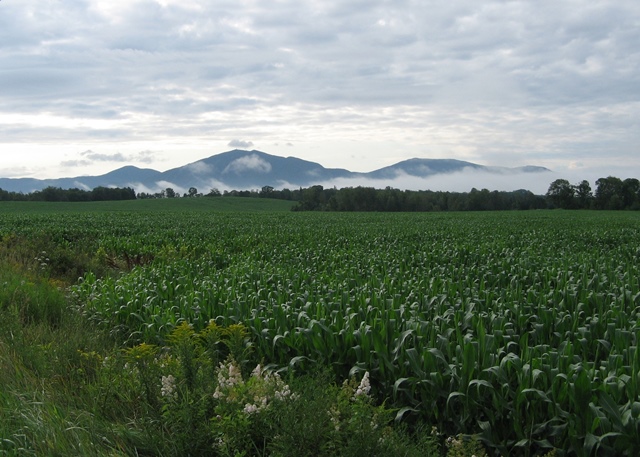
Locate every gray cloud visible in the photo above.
<box><xmin>228</xmin><ymin>139</ymin><xmax>254</xmax><ymax>149</ymax></box>
<box><xmin>0</xmin><ymin>0</ymin><xmax>639</xmax><ymax>181</ymax></box>
<box><xmin>81</xmin><ymin>151</ymin><xmax>127</xmax><ymax>162</ymax></box>
<box><xmin>60</xmin><ymin>150</ymin><xmax>158</xmax><ymax>168</ymax></box>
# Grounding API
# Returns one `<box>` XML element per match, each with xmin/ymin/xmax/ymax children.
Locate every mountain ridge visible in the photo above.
<box><xmin>0</xmin><ymin>149</ymin><xmax>550</xmax><ymax>194</ymax></box>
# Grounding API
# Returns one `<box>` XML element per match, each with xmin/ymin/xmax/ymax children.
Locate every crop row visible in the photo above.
<box><xmin>3</xmin><ymin>209</ymin><xmax>640</xmax><ymax>454</ymax></box>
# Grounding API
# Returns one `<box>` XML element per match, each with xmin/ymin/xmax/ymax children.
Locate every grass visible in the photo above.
<box><xmin>0</xmin><ymin>265</ymin><xmax>126</xmax><ymax>456</ymax></box>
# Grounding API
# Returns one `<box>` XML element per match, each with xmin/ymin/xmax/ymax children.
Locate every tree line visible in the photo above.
<box><xmin>291</xmin><ymin>176</ymin><xmax>639</xmax><ymax>212</ymax></box>
<box><xmin>291</xmin><ymin>186</ymin><xmax>547</xmax><ymax>211</ymax></box>
<box><xmin>0</xmin><ymin>186</ymin><xmax>136</xmax><ymax>202</ymax></box>
<box><xmin>545</xmin><ymin>176</ymin><xmax>640</xmax><ymax>210</ymax></box>
<box><xmin>136</xmin><ymin>185</ymin><xmax>301</xmax><ymax>200</ymax></box>
<box><xmin>2</xmin><ymin>175</ymin><xmax>638</xmax><ymax>210</ymax></box>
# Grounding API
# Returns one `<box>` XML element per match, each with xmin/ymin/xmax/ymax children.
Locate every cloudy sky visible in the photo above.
<box><xmin>1</xmin><ymin>0</ymin><xmax>638</xmax><ymax>192</ymax></box>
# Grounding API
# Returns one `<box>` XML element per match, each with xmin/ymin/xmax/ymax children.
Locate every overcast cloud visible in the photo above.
<box><xmin>0</xmin><ymin>0</ymin><xmax>638</xmax><ymax>189</ymax></box>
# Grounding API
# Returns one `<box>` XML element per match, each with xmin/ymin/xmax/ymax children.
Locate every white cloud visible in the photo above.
<box><xmin>154</xmin><ymin>180</ymin><xmax>185</xmax><ymax>195</ymax></box>
<box><xmin>185</xmin><ymin>161</ymin><xmax>213</xmax><ymax>174</ymax></box>
<box><xmin>316</xmin><ymin>169</ymin><xmax>555</xmax><ymax>195</ymax></box>
<box><xmin>223</xmin><ymin>154</ymin><xmax>272</xmax><ymax>174</ymax></box>
<box><xmin>72</xmin><ymin>181</ymin><xmax>91</xmax><ymax>191</ymax></box>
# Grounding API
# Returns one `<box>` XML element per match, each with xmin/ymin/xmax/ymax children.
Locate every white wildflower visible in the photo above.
<box><xmin>274</xmin><ymin>384</ymin><xmax>292</xmax><ymax>401</ymax></box>
<box><xmin>353</xmin><ymin>371</ymin><xmax>371</xmax><ymax>399</ymax></box>
<box><xmin>329</xmin><ymin>406</ymin><xmax>341</xmax><ymax>432</ymax></box>
<box><xmin>251</xmin><ymin>364</ymin><xmax>263</xmax><ymax>378</ymax></box>
<box><xmin>269</xmin><ymin>371</ymin><xmax>297</xmax><ymax>401</ymax></box>
<box><xmin>161</xmin><ymin>375</ymin><xmax>177</xmax><ymax>398</ymax></box>
<box><xmin>213</xmin><ymin>360</ymin><xmax>244</xmax><ymax>399</ymax></box>
<box><xmin>446</xmin><ymin>436</ymin><xmax>462</xmax><ymax>448</ymax></box>
<box><xmin>243</xmin><ymin>403</ymin><xmax>259</xmax><ymax>414</ymax></box>
<box><xmin>244</xmin><ymin>395</ymin><xmax>268</xmax><ymax>415</ymax></box>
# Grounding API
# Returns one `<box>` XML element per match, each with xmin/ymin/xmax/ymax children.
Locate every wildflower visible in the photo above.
<box><xmin>243</xmin><ymin>403</ymin><xmax>259</xmax><ymax>414</ymax></box>
<box><xmin>329</xmin><ymin>406</ymin><xmax>341</xmax><ymax>432</ymax></box>
<box><xmin>446</xmin><ymin>436</ymin><xmax>462</xmax><ymax>448</ymax></box>
<box><xmin>353</xmin><ymin>371</ymin><xmax>371</xmax><ymax>399</ymax></box>
<box><xmin>274</xmin><ymin>383</ymin><xmax>292</xmax><ymax>401</ymax></box>
<box><xmin>161</xmin><ymin>374</ymin><xmax>177</xmax><ymax>398</ymax></box>
<box><xmin>251</xmin><ymin>364</ymin><xmax>263</xmax><ymax>378</ymax></box>
<box><xmin>213</xmin><ymin>359</ymin><xmax>244</xmax><ymax>399</ymax></box>
<box><xmin>370</xmin><ymin>413</ymin><xmax>379</xmax><ymax>430</ymax></box>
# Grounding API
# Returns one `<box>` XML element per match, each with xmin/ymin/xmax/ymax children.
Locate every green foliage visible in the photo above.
<box><xmin>0</xmin><ymin>271</ymin><xmax>131</xmax><ymax>456</ymax></box>
<box><xmin>546</xmin><ymin>179</ymin><xmax>576</xmax><ymax>209</ymax></box>
<box><xmin>223</xmin><ymin>324</ymin><xmax>253</xmax><ymax>369</ymax></box>
<box><xmin>0</xmin><ymin>256</ymin><xmax>66</xmax><ymax>328</ymax></box>
<box><xmin>124</xmin><ymin>342</ymin><xmax>162</xmax><ymax>412</ymax></box>
<box><xmin>168</xmin><ymin>321</ymin><xmax>199</xmax><ymax>390</ymax></box>
<box><xmin>101</xmin><ymin>321</ymin><xmax>438</xmax><ymax>456</ymax></box>
<box><xmin>2</xmin><ymin>208</ymin><xmax>640</xmax><ymax>455</ymax></box>
<box><xmin>445</xmin><ymin>434</ymin><xmax>488</xmax><ymax>457</ymax></box>
<box><xmin>66</xmin><ymin>210</ymin><xmax>640</xmax><ymax>455</ymax></box>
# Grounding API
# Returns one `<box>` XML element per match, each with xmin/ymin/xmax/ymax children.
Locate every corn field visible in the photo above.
<box><xmin>3</xmin><ymin>209</ymin><xmax>639</xmax><ymax>455</ymax></box>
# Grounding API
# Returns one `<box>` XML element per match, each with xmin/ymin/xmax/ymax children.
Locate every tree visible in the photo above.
<box><xmin>622</xmin><ymin>178</ymin><xmax>640</xmax><ymax>209</ymax></box>
<box><xmin>595</xmin><ymin>176</ymin><xmax>623</xmax><ymax>209</ymax></box>
<box><xmin>259</xmin><ymin>186</ymin><xmax>274</xmax><ymax>198</ymax></box>
<box><xmin>293</xmin><ymin>185</ymin><xmax>325</xmax><ymax>211</ymax></box>
<box><xmin>39</xmin><ymin>186</ymin><xmax>66</xmax><ymax>202</ymax></box>
<box><xmin>546</xmin><ymin>179</ymin><xmax>575</xmax><ymax>209</ymax></box>
<box><xmin>165</xmin><ymin>187</ymin><xmax>176</xmax><ymax>198</ymax></box>
<box><xmin>574</xmin><ymin>180</ymin><xmax>592</xmax><ymax>209</ymax></box>
<box><xmin>187</xmin><ymin>187</ymin><xmax>199</xmax><ymax>197</ymax></box>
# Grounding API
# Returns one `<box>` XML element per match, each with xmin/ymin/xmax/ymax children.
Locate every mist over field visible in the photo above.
<box><xmin>315</xmin><ymin>169</ymin><xmax>551</xmax><ymax>195</ymax></box>
<box><xmin>273</xmin><ymin>169</ymin><xmax>626</xmax><ymax>196</ymax></box>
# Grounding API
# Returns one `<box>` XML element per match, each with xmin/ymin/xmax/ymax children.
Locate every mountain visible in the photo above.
<box><xmin>0</xmin><ymin>149</ymin><xmax>550</xmax><ymax>194</ymax></box>
<box><xmin>160</xmin><ymin>149</ymin><xmax>354</xmax><ymax>190</ymax></box>
<box><xmin>366</xmin><ymin>158</ymin><xmax>485</xmax><ymax>179</ymax></box>
<box><xmin>0</xmin><ymin>166</ymin><xmax>163</xmax><ymax>194</ymax></box>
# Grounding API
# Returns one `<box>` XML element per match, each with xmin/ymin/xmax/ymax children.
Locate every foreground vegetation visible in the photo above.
<box><xmin>1</xmin><ymin>201</ymin><xmax>639</xmax><ymax>455</ymax></box>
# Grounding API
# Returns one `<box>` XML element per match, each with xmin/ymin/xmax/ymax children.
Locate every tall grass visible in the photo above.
<box><xmin>0</xmin><ymin>264</ymin><xmax>128</xmax><ymax>456</ymax></box>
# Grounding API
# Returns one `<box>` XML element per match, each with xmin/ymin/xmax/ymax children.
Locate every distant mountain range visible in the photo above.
<box><xmin>0</xmin><ymin>149</ymin><xmax>550</xmax><ymax>194</ymax></box>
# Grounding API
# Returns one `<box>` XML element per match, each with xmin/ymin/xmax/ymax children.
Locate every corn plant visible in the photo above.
<box><xmin>6</xmin><ymin>208</ymin><xmax>637</xmax><ymax>455</ymax></box>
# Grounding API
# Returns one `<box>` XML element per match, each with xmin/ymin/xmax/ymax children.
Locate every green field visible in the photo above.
<box><xmin>1</xmin><ymin>204</ymin><xmax>639</xmax><ymax>456</ymax></box>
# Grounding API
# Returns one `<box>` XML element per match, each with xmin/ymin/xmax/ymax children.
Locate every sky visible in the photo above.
<box><xmin>1</xmin><ymin>0</ymin><xmax>639</xmax><ymax>193</ymax></box>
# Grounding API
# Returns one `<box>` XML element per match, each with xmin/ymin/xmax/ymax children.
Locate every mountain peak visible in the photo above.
<box><xmin>0</xmin><ymin>150</ymin><xmax>550</xmax><ymax>194</ymax></box>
